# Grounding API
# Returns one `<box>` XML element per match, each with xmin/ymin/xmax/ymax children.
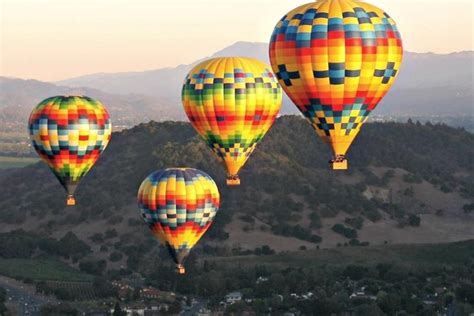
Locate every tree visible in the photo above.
<box><xmin>377</xmin><ymin>293</ymin><xmax>402</xmax><ymax>315</ymax></box>
<box><xmin>463</xmin><ymin>203</ymin><xmax>474</xmax><ymax>213</ymax></box>
<box><xmin>54</xmin><ymin>288</ymin><xmax>71</xmax><ymax>300</ymax></box>
<box><xmin>167</xmin><ymin>300</ymin><xmax>182</xmax><ymax>315</ymax></box>
<box><xmin>79</xmin><ymin>259</ymin><xmax>107</xmax><ymax>275</ymax></box>
<box><xmin>408</xmin><ymin>214</ymin><xmax>421</xmax><ymax>227</ymax></box>
<box><xmin>93</xmin><ymin>277</ymin><xmax>116</xmax><ymax>298</ymax></box>
<box><xmin>109</xmin><ymin>251</ymin><xmax>123</xmax><ymax>262</ymax></box>
<box><xmin>58</xmin><ymin>232</ymin><xmax>91</xmax><ymax>258</ymax></box>
<box><xmin>332</xmin><ymin>224</ymin><xmax>357</xmax><ymax>239</ymax></box>
<box><xmin>0</xmin><ymin>287</ymin><xmax>7</xmax><ymax>315</ymax></box>
<box><xmin>456</xmin><ymin>282</ymin><xmax>474</xmax><ymax>304</ymax></box>
<box><xmin>105</xmin><ymin>229</ymin><xmax>118</xmax><ymax>239</ymax></box>
<box><xmin>113</xmin><ymin>302</ymin><xmax>125</xmax><ymax>316</ymax></box>
<box><xmin>343</xmin><ymin>265</ymin><xmax>368</xmax><ymax>281</ymax></box>
<box><xmin>354</xmin><ymin>303</ymin><xmax>384</xmax><ymax>316</ymax></box>
<box><xmin>261</xmin><ymin>245</ymin><xmax>275</xmax><ymax>255</ymax></box>
<box><xmin>345</xmin><ymin>217</ymin><xmax>364</xmax><ymax>230</ymax></box>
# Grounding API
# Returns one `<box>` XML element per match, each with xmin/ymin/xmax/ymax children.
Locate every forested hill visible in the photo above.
<box><xmin>0</xmin><ymin>116</ymin><xmax>472</xmax><ymax>258</ymax></box>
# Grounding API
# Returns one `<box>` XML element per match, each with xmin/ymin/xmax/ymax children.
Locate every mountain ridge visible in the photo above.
<box><xmin>56</xmin><ymin>42</ymin><xmax>474</xmax><ymax>83</ymax></box>
<box><xmin>54</xmin><ymin>41</ymin><xmax>474</xmax><ymax>118</ymax></box>
<box><xmin>0</xmin><ymin>76</ymin><xmax>183</xmax><ymax>130</ymax></box>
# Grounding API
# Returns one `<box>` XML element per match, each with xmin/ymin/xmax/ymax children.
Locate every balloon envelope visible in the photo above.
<box><xmin>28</xmin><ymin>95</ymin><xmax>112</xmax><ymax>205</ymax></box>
<box><xmin>137</xmin><ymin>168</ymin><xmax>220</xmax><ymax>274</ymax></box>
<box><xmin>182</xmin><ymin>57</ymin><xmax>282</xmax><ymax>185</ymax></box>
<box><xmin>269</xmin><ymin>0</ymin><xmax>403</xmax><ymax>169</ymax></box>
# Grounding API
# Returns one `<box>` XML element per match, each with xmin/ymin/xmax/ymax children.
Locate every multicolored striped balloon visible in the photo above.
<box><xmin>28</xmin><ymin>96</ymin><xmax>112</xmax><ymax>205</ymax></box>
<box><xmin>182</xmin><ymin>57</ymin><xmax>282</xmax><ymax>185</ymax></box>
<box><xmin>137</xmin><ymin>168</ymin><xmax>220</xmax><ymax>274</ymax></box>
<box><xmin>270</xmin><ymin>0</ymin><xmax>403</xmax><ymax>169</ymax></box>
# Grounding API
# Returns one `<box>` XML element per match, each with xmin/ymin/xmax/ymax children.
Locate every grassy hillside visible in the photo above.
<box><xmin>0</xmin><ymin>258</ymin><xmax>93</xmax><ymax>282</ymax></box>
<box><xmin>0</xmin><ymin>156</ymin><xmax>37</xmax><ymax>169</ymax></box>
<box><xmin>210</xmin><ymin>239</ymin><xmax>474</xmax><ymax>269</ymax></box>
<box><xmin>0</xmin><ymin>116</ymin><xmax>472</xmax><ymax>258</ymax></box>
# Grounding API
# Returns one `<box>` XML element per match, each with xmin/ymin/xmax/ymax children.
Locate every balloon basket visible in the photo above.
<box><xmin>226</xmin><ymin>177</ymin><xmax>241</xmax><ymax>186</ymax></box>
<box><xmin>331</xmin><ymin>160</ymin><xmax>348</xmax><ymax>170</ymax></box>
<box><xmin>176</xmin><ymin>265</ymin><xmax>185</xmax><ymax>275</ymax></box>
<box><xmin>66</xmin><ymin>195</ymin><xmax>76</xmax><ymax>206</ymax></box>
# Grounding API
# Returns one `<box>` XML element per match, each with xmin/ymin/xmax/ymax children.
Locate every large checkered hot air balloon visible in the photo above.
<box><xmin>137</xmin><ymin>168</ymin><xmax>220</xmax><ymax>274</ymax></box>
<box><xmin>182</xmin><ymin>57</ymin><xmax>282</xmax><ymax>185</ymax></box>
<box><xmin>28</xmin><ymin>96</ymin><xmax>112</xmax><ymax>205</ymax></box>
<box><xmin>270</xmin><ymin>0</ymin><xmax>403</xmax><ymax>169</ymax></box>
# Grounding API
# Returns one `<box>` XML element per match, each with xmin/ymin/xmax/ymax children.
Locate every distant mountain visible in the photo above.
<box><xmin>0</xmin><ymin>117</ymin><xmax>472</xmax><ymax>255</ymax></box>
<box><xmin>2</xmin><ymin>42</ymin><xmax>472</xmax><ymax>140</ymax></box>
<box><xmin>57</xmin><ymin>42</ymin><xmax>268</xmax><ymax>99</ymax></box>
<box><xmin>3</xmin><ymin>43</ymin><xmax>472</xmax><ymax>134</ymax></box>
<box><xmin>395</xmin><ymin>51</ymin><xmax>473</xmax><ymax>90</ymax></box>
<box><xmin>380</xmin><ymin>86</ymin><xmax>473</xmax><ymax>116</ymax></box>
<box><xmin>0</xmin><ymin>77</ymin><xmax>183</xmax><ymax>131</ymax></box>
<box><xmin>57</xmin><ymin>42</ymin><xmax>474</xmax><ymax>117</ymax></box>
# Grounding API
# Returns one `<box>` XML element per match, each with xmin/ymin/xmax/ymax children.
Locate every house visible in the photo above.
<box><xmin>350</xmin><ymin>287</ymin><xmax>376</xmax><ymax>300</ymax></box>
<box><xmin>110</xmin><ymin>304</ymin><xmax>163</xmax><ymax>316</ymax></box>
<box><xmin>123</xmin><ymin>307</ymin><xmax>145</xmax><ymax>316</ymax></box>
<box><xmin>423</xmin><ymin>294</ymin><xmax>438</xmax><ymax>306</ymax></box>
<box><xmin>197</xmin><ymin>308</ymin><xmax>212</xmax><ymax>316</ymax></box>
<box><xmin>144</xmin><ymin>308</ymin><xmax>162</xmax><ymax>316</ymax></box>
<box><xmin>112</xmin><ymin>281</ymin><xmax>134</xmax><ymax>301</ymax></box>
<box><xmin>140</xmin><ymin>286</ymin><xmax>161</xmax><ymax>299</ymax></box>
<box><xmin>301</xmin><ymin>292</ymin><xmax>314</xmax><ymax>300</ymax></box>
<box><xmin>225</xmin><ymin>291</ymin><xmax>242</xmax><ymax>304</ymax></box>
<box><xmin>110</xmin><ymin>304</ymin><xmax>146</xmax><ymax>316</ymax></box>
<box><xmin>112</xmin><ymin>280</ymin><xmax>133</xmax><ymax>290</ymax></box>
<box><xmin>435</xmin><ymin>287</ymin><xmax>447</xmax><ymax>295</ymax></box>
<box><xmin>256</xmin><ymin>276</ymin><xmax>268</xmax><ymax>284</ymax></box>
<box><xmin>283</xmin><ymin>310</ymin><xmax>301</xmax><ymax>316</ymax></box>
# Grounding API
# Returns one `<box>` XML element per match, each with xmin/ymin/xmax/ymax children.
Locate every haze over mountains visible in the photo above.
<box><xmin>0</xmin><ymin>77</ymin><xmax>178</xmax><ymax>131</ymax></box>
<box><xmin>1</xmin><ymin>41</ymin><xmax>472</xmax><ymax>132</ymax></box>
<box><xmin>57</xmin><ymin>41</ymin><xmax>474</xmax><ymax>117</ymax></box>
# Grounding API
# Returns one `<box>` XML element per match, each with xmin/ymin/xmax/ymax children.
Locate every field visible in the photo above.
<box><xmin>0</xmin><ymin>258</ymin><xmax>93</xmax><ymax>282</ymax></box>
<box><xmin>208</xmin><ymin>240</ymin><xmax>474</xmax><ymax>269</ymax></box>
<box><xmin>45</xmin><ymin>281</ymin><xmax>97</xmax><ymax>300</ymax></box>
<box><xmin>0</xmin><ymin>156</ymin><xmax>37</xmax><ymax>169</ymax></box>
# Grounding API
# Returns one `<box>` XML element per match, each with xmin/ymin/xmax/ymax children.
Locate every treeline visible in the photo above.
<box><xmin>0</xmin><ymin>230</ymin><xmax>90</xmax><ymax>261</ymax></box>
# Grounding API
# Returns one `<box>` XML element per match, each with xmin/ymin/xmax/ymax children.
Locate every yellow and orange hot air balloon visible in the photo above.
<box><xmin>28</xmin><ymin>96</ymin><xmax>112</xmax><ymax>205</ymax></box>
<box><xmin>182</xmin><ymin>57</ymin><xmax>282</xmax><ymax>185</ymax></box>
<box><xmin>137</xmin><ymin>168</ymin><xmax>220</xmax><ymax>274</ymax></box>
<box><xmin>269</xmin><ymin>0</ymin><xmax>403</xmax><ymax>169</ymax></box>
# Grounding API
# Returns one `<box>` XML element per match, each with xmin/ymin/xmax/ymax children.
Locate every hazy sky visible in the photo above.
<box><xmin>1</xmin><ymin>0</ymin><xmax>472</xmax><ymax>81</ymax></box>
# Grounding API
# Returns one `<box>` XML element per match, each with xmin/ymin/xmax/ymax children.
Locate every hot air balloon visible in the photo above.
<box><xmin>137</xmin><ymin>168</ymin><xmax>220</xmax><ymax>274</ymax></box>
<box><xmin>269</xmin><ymin>0</ymin><xmax>403</xmax><ymax>169</ymax></box>
<box><xmin>28</xmin><ymin>96</ymin><xmax>112</xmax><ymax>205</ymax></box>
<box><xmin>182</xmin><ymin>57</ymin><xmax>283</xmax><ymax>185</ymax></box>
